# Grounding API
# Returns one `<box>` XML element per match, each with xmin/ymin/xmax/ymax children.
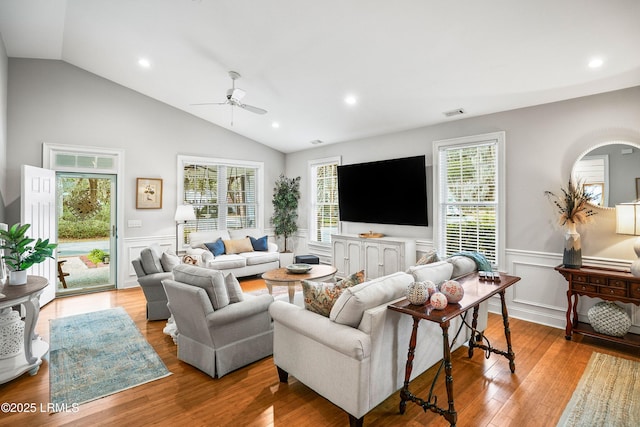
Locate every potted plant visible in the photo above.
<box><xmin>0</xmin><ymin>223</ymin><xmax>57</xmax><ymax>285</ymax></box>
<box><xmin>270</xmin><ymin>174</ymin><xmax>301</xmax><ymax>266</ymax></box>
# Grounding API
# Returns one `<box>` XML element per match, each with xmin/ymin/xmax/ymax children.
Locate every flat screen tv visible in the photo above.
<box><xmin>337</xmin><ymin>155</ymin><xmax>428</xmax><ymax>226</ymax></box>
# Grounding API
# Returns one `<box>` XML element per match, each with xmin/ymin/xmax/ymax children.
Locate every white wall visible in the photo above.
<box><xmin>286</xmin><ymin>86</ymin><xmax>640</xmax><ymax>333</ymax></box>
<box><xmin>6</xmin><ymin>58</ymin><xmax>286</xmax><ymax>286</ymax></box>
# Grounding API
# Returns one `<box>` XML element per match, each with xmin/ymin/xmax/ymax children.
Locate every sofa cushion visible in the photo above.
<box><xmin>330</xmin><ymin>272</ymin><xmax>413</xmax><ymax>327</ymax></box>
<box><xmin>204</xmin><ymin>238</ymin><xmax>226</xmax><ymax>256</ymax></box>
<box><xmin>224</xmin><ymin>272</ymin><xmax>244</xmax><ymax>303</ymax></box>
<box><xmin>189</xmin><ymin>230</ymin><xmax>231</xmax><ymax>249</ymax></box>
<box><xmin>223</xmin><ymin>237</ymin><xmax>254</xmax><ymax>254</ymax></box>
<box><xmin>447</xmin><ymin>255</ymin><xmax>478</xmax><ymax>278</ymax></box>
<box><xmin>409</xmin><ymin>261</ymin><xmax>453</xmax><ymax>285</ymax></box>
<box><xmin>249</xmin><ymin>235</ymin><xmax>269</xmax><ymax>251</ymax></box>
<box><xmin>172</xmin><ymin>264</ymin><xmax>230</xmax><ymax>310</ymax></box>
<box><xmin>140</xmin><ymin>244</ymin><xmax>164</xmax><ymax>274</ymax></box>
<box><xmin>302</xmin><ymin>270</ymin><xmax>365</xmax><ymax>317</ymax></box>
<box><xmin>242</xmin><ymin>251</ymin><xmax>280</xmax><ymax>266</ymax></box>
<box><xmin>160</xmin><ymin>250</ymin><xmax>181</xmax><ymax>272</ymax></box>
<box><xmin>229</xmin><ymin>228</ymin><xmax>264</xmax><ymax>239</ymax></box>
<box><xmin>209</xmin><ymin>254</ymin><xmax>246</xmax><ymax>270</ymax></box>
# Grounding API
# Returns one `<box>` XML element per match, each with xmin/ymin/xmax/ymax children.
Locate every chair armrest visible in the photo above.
<box><xmin>206</xmin><ymin>293</ymin><xmax>274</xmax><ymax>327</ymax></box>
<box><xmin>187</xmin><ymin>247</ymin><xmax>213</xmax><ymax>264</ymax></box>
<box><xmin>137</xmin><ymin>271</ymin><xmax>173</xmax><ymax>287</ymax></box>
<box><xmin>269</xmin><ymin>300</ymin><xmax>371</xmax><ymax>360</ymax></box>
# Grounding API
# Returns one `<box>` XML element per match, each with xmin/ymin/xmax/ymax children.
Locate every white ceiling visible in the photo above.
<box><xmin>1</xmin><ymin>0</ymin><xmax>639</xmax><ymax>153</ymax></box>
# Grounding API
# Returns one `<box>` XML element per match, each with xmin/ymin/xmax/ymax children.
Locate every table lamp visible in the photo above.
<box><xmin>174</xmin><ymin>204</ymin><xmax>196</xmax><ymax>252</ymax></box>
<box><xmin>615</xmin><ymin>202</ymin><xmax>640</xmax><ymax>277</ymax></box>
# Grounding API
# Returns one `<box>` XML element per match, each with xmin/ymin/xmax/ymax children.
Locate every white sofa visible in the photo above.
<box><xmin>186</xmin><ymin>228</ymin><xmax>280</xmax><ymax>278</ymax></box>
<box><xmin>268</xmin><ymin>256</ymin><xmax>482</xmax><ymax>426</ymax></box>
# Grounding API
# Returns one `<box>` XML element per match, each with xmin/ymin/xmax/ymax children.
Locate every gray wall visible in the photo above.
<box><xmin>6</xmin><ymin>59</ymin><xmax>285</xmax><ymax>238</ymax></box>
<box><xmin>286</xmin><ymin>86</ymin><xmax>640</xmax><ymax>262</ymax></box>
<box><xmin>0</xmin><ymin>37</ymin><xmax>7</xmax><ymax>222</ymax></box>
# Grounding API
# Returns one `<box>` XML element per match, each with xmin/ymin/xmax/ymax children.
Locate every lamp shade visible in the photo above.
<box><xmin>615</xmin><ymin>203</ymin><xmax>640</xmax><ymax>236</ymax></box>
<box><xmin>174</xmin><ymin>204</ymin><xmax>196</xmax><ymax>222</ymax></box>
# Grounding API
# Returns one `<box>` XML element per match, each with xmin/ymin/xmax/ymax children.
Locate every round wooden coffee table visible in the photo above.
<box><xmin>262</xmin><ymin>265</ymin><xmax>338</xmax><ymax>303</ymax></box>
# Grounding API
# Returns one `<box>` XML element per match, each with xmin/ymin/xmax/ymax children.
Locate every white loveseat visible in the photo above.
<box><xmin>268</xmin><ymin>257</ymin><xmax>482</xmax><ymax>426</ymax></box>
<box><xmin>186</xmin><ymin>228</ymin><xmax>280</xmax><ymax>278</ymax></box>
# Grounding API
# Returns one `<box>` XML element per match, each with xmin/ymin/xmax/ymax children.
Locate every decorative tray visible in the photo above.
<box><xmin>359</xmin><ymin>232</ymin><xmax>385</xmax><ymax>238</ymax></box>
<box><xmin>286</xmin><ymin>263</ymin><xmax>312</xmax><ymax>274</ymax></box>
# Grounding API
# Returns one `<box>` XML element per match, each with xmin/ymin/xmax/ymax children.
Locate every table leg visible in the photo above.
<box><xmin>440</xmin><ymin>321</ymin><xmax>457</xmax><ymax>426</ymax></box>
<box><xmin>399</xmin><ymin>316</ymin><xmax>420</xmax><ymax>415</ymax></box>
<box><xmin>265</xmin><ymin>280</ymin><xmax>273</xmax><ymax>295</ymax></box>
<box><xmin>288</xmin><ymin>282</ymin><xmax>297</xmax><ymax>304</ymax></box>
<box><xmin>572</xmin><ymin>293</ymin><xmax>579</xmax><ymax>330</ymax></box>
<box><xmin>468</xmin><ymin>305</ymin><xmax>480</xmax><ymax>358</ymax></box>
<box><xmin>565</xmin><ymin>290</ymin><xmax>573</xmax><ymax>340</ymax></box>
<box><xmin>499</xmin><ymin>291</ymin><xmax>516</xmax><ymax>373</ymax></box>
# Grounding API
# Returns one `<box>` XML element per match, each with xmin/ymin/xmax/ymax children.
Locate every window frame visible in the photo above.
<box><xmin>432</xmin><ymin>131</ymin><xmax>505</xmax><ymax>269</ymax></box>
<box><xmin>177</xmin><ymin>155</ymin><xmax>264</xmax><ymax>239</ymax></box>
<box><xmin>308</xmin><ymin>156</ymin><xmax>341</xmax><ymax>245</ymax></box>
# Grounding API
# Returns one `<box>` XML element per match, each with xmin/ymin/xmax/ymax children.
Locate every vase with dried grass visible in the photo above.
<box><xmin>545</xmin><ymin>178</ymin><xmax>597</xmax><ymax>268</ymax></box>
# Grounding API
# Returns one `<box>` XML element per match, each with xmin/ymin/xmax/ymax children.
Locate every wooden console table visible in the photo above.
<box><xmin>0</xmin><ymin>276</ymin><xmax>49</xmax><ymax>384</ymax></box>
<box><xmin>388</xmin><ymin>272</ymin><xmax>521</xmax><ymax>426</ymax></box>
<box><xmin>555</xmin><ymin>264</ymin><xmax>640</xmax><ymax>348</ymax></box>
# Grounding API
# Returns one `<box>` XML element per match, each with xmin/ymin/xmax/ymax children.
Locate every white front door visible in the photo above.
<box><xmin>21</xmin><ymin>165</ymin><xmax>57</xmax><ymax>306</ymax></box>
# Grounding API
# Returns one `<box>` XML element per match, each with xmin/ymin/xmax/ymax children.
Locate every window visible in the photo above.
<box><xmin>309</xmin><ymin>157</ymin><xmax>341</xmax><ymax>244</ymax></box>
<box><xmin>433</xmin><ymin>132</ymin><xmax>505</xmax><ymax>268</ymax></box>
<box><xmin>178</xmin><ymin>156</ymin><xmax>263</xmax><ymax>243</ymax></box>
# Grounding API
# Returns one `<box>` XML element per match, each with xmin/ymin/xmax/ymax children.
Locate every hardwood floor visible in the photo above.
<box><xmin>1</xmin><ymin>279</ymin><xmax>639</xmax><ymax>426</ymax></box>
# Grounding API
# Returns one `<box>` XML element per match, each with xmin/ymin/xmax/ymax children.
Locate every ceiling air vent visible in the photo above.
<box><xmin>310</xmin><ymin>139</ymin><xmax>324</xmax><ymax>145</ymax></box>
<box><xmin>443</xmin><ymin>108</ymin><xmax>465</xmax><ymax>117</ymax></box>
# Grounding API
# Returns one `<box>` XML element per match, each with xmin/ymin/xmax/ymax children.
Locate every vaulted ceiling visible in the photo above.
<box><xmin>1</xmin><ymin>0</ymin><xmax>639</xmax><ymax>153</ymax></box>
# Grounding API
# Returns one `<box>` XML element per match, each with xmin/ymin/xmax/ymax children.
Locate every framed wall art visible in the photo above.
<box><xmin>136</xmin><ymin>178</ymin><xmax>163</xmax><ymax>209</ymax></box>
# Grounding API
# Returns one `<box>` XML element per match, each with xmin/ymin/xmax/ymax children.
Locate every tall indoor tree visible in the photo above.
<box><xmin>270</xmin><ymin>174</ymin><xmax>301</xmax><ymax>253</ymax></box>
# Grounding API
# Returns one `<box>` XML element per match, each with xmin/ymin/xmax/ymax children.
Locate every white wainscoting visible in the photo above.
<box><xmin>329</xmin><ymin>237</ymin><xmax>640</xmax><ymax>334</ymax></box>
<box><xmin>121</xmin><ymin>235</ymin><xmax>174</xmax><ymax>289</ymax></box>
<box><xmin>496</xmin><ymin>249</ymin><xmax>639</xmax><ymax>334</ymax></box>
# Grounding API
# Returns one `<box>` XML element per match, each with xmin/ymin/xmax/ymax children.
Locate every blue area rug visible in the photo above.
<box><xmin>49</xmin><ymin>307</ymin><xmax>171</xmax><ymax>405</ymax></box>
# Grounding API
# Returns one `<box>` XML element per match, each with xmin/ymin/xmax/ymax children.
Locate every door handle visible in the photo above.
<box><xmin>112</xmin><ymin>225</ymin><xmax>117</xmax><ymax>237</ymax></box>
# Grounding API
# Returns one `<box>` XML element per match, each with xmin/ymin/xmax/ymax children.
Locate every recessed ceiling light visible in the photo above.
<box><xmin>588</xmin><ymin>57</ymin><xmax>603</xmax><ymax>68</ymax></box>
<box><xmin>310</xmin><ymin>139</ymin><xmax>323</xmax><ymax>145</ymax></box>
<box><xmin>272</xmin><ymin>122</ymin><xmax>280</xmax><ymax>129</ymax></box>
<box><xmin>138</xmin><ymin>58</ymin><xmax>151</xmax><ymax>68</ymax></box>
<box><xmin>344</xmin><ymin>95</ymin><xmax>357</xmax><ymax>105</ymax></box>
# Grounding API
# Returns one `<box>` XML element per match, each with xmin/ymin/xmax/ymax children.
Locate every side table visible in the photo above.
<box><xmin>555</xmin><ymin>264</ymin><xmax>640</xmax><ymax>348</ymax></box>
<box><xmin>0</xmin><ymin>275</ymin><xmax>49</xmax><ymax>384</ymax></box>
<box><xmin>388</xmin><ymin>272</ymin><xmax>521</xmax><ymax>426</ymax></box>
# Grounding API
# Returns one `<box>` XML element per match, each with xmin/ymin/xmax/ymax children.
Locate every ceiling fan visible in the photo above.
<box><xmin>192</xmin><ymin>71</ymin><xmax>267</xmax><ymax>125</ymax></box>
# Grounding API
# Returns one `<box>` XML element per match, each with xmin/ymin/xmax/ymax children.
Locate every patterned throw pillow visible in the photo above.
<box><xmin>302</xmin><ymin>270</ymin><xmax>365</xmax><ymax>317</ymax></box>
<box><xmin>416</xmin><ymin>249</ymin><xmax>439</xmax><ymax>265</ymax></box>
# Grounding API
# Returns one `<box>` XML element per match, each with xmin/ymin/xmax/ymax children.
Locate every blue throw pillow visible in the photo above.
<box><xmin>249</xmin><ymin>235</ymin><xmax>268</xmax><ymax>251</ymax></box>
<box><xmin>204</xmin><ymin>238</ymin><xmax>225</xmax><ymax>257</ymax></box>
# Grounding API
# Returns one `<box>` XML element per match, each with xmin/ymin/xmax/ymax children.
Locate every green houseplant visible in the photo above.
<box><xmin>270</xmin><ymin>174</ymin><xmax>301</xmax><ymax>254</ymax></box>
<box><xmin>0</xmin><ymin>223</ymin><xmax>57</xmax><ymax>285</ymax></box>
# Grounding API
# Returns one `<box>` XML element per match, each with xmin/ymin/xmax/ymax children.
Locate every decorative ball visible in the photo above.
<box><xmin>587</xmin><ymin>301</ymin><xmax>631</xmax><ymax>337</ymax></box>
<box><xmin>424</xmin><ymin>280</ymin><xmax>438</xmax><ymax>297</ymax></box>
<box><xmin>440</xmin><ymin>280</ymin><xmax>465</xmax><ymax>303</ymax></box>
<box><xmin>406</xmin><ymin>281</ymin><xmax>429</xmax><ymax>305</ymax></box>
<box><xmin>430</xmin><ymin>292</ymin><xmax>448</xmax><ymax>310</ymax></box>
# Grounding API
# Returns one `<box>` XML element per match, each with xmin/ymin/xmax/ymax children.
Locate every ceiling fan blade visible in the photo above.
<box><xmin>190</xmin><ymin>101</ymin><xmax>228</xmax><ymax>106</ymax></box>
<box><xmin>239</xmin><ymin>103</ymin><xmax>267</xmax><ymax>115</ymax></box>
